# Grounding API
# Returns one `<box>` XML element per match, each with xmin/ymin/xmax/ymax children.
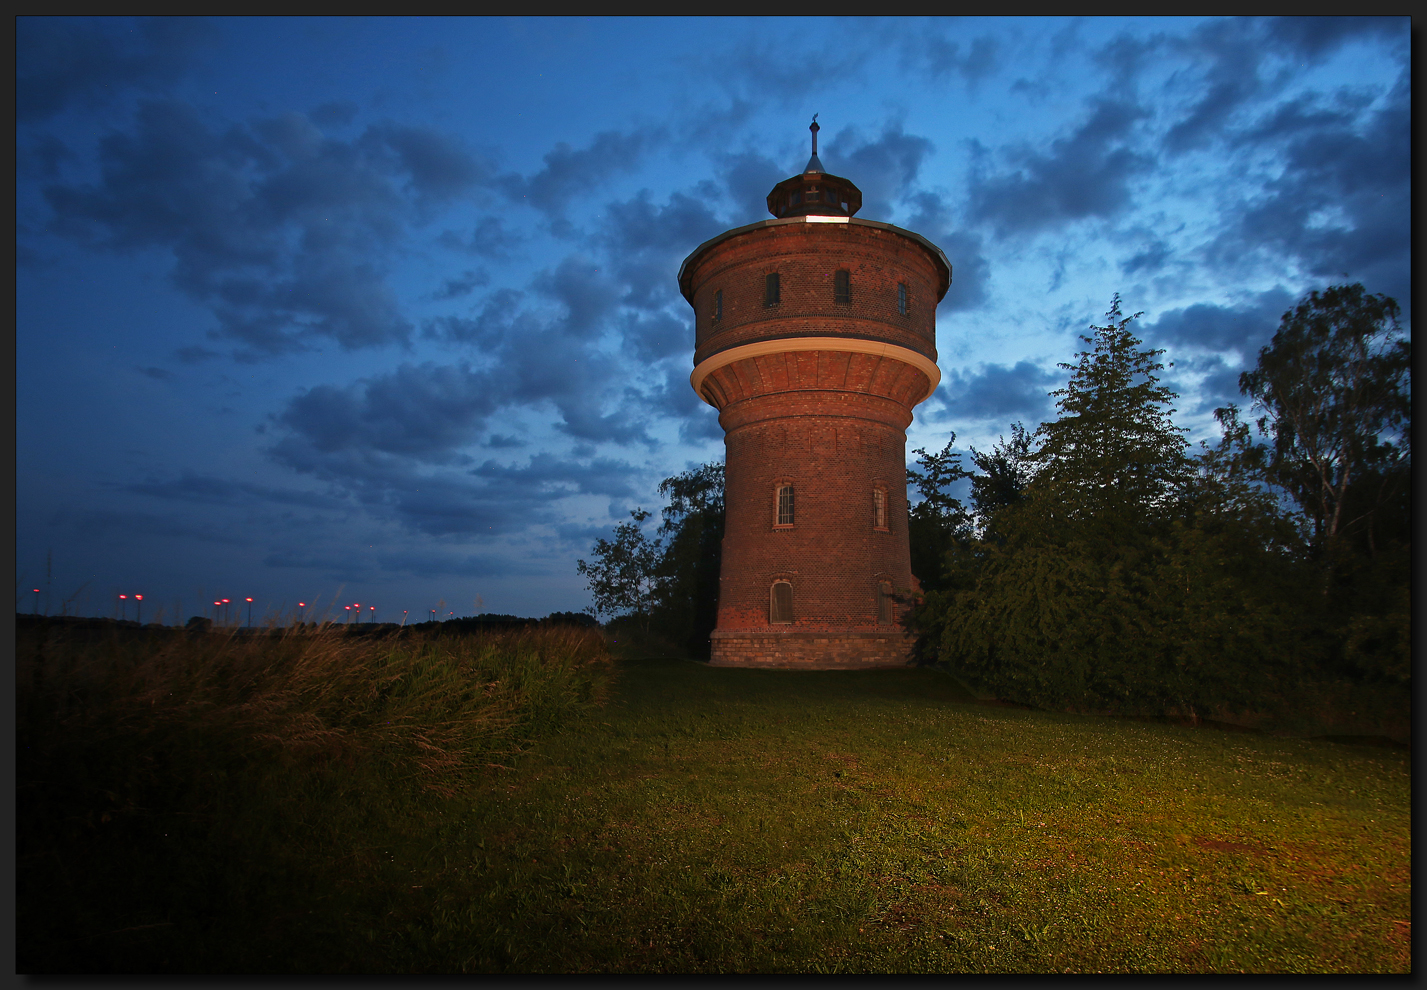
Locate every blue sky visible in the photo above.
<box><xmin>16</xmin><ymin>16</ymin><xmax>1411</xmax><ymax>624</ymax></box>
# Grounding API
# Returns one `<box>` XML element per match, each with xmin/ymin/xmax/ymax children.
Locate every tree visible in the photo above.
<box><xmin>1034</xmin><ymin>294</ymin><xmax>1190</xmax><ymax>520</ymax></box>
<box><xmin>576</xmin><ymin>509</ymin><xmax>663</xmax><ymax>633</ymax></box>
<box><xmin>1234</xmin><ymin>283</ymin><xmax>1410</xmax><ymax>557</ymax></box>
<box><xmin>968</xmin><ymin>422</ymin><xmax>1036</xmax><ymax>539</ymax></box>
<box><xmin>652</xmin><ymin>463</ymin><xmax>725</xmax><ymax>657</ymax></box>
<box><xmin>905</xmin><ymin>437</ymin><xmax>972</xmax><ymax>591</ymax></box>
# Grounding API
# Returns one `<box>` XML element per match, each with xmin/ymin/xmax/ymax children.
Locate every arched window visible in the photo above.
<box><xmin>872</xmin><ymin>486</ymin><xmax>888</xmax><ymax>530</ymax></box>
<box><xmin>776</xmin><ymin>484</ymin><xmax>795</xmax><ymax>526</ymax></box>
<box><xmin>877</xmin><ymin>581</ymin><xmax>894</xmax><ymax>625</ymax></box>
<box><xmin>771</xmin><ymin>582</ymin><xmax>793</xmax><ymax>624</ymax></box>
<box><xmin>834</xmin><ymin>269</ymin><xmax>850</xmax><ymax>305</ymax></box>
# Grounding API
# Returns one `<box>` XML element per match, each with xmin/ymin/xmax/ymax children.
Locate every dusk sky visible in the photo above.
<box><xmin>17</xmin><ymin>16</ymin><xmax>1410</xmax><ymax>625</ymax></box>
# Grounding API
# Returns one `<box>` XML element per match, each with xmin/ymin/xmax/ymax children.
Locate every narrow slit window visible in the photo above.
<box><xmin>897</xmin><ymin>282</ymin><xmax>909</xmax><ymax>316</ymax></box>
<box><xmin>834</xmin><ymin>269</ymin><xmax>850</xmax><ymax>305</ymax></box>
<box><xmin>873</xmin><ymin>487</ymin><xmax>887</xmax><ymax>529</ymax></box>
<box><xmin>765</xmin><ymin>272</ymin><xmax>780</xmax><ymax>307</ymax></box>
<box><xmin>877</xmin><ymin>582</ymin><xmax>894</xmax><ymax>625</ymax></box>
<box><xmin>713</xmin><ymin>289</ymin><xmax>722</xmax><ymax>323</ymax></box>
<box><xmin>777</xmin><ymin>484</ymin><xmax>795</xmax><ymax>526</ymax></box>
<box><xmin>771</xmin><ymin>582</ymin><xmax>793</xmax><ymax>624</ymax></box>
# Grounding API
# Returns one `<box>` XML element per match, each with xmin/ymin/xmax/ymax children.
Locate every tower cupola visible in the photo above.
<box><xmin>766</xmin><ymin>115</ymin><xmax>863</xmax><ymax>219</ymax></box>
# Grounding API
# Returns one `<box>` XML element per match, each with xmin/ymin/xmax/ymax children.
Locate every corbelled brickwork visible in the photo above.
<box><xmin>680</xmin><ymin>158</ymin><xmax>949</xmax><ymax>669</ymax></box>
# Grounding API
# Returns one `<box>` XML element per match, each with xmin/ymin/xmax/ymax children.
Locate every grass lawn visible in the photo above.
<box><xmin>23</xmin><ymin>641</ymin><xmax>1410</xmax><ymax>973</ymax></box>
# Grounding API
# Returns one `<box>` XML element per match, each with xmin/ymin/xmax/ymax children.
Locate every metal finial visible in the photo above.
<box><xmin>810</xmin><ymin>115</ymin><xmax>820</xmax><ymax>156</ymax></box>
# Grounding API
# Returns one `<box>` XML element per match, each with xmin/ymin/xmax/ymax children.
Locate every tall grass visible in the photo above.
<box><xmin>17</xmin><ymin>619</ymin><xmax>612</xmax><ymax>972</ymax></box>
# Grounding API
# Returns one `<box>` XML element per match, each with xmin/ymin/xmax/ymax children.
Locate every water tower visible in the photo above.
<box><xmin>678</xmin><ymin>119</ymin><xmax>951</xmax><ymax>667</ymax></box>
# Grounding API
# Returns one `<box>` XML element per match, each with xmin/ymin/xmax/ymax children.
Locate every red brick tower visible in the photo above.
<box><xmin>679</xmin><ymin>120</ymin><xmax>951</xmax><ymax>668</ymax></box>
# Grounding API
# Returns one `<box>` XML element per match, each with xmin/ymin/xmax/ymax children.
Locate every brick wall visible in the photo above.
<box><xmin>709</xmin><ymin>629</ymin><xmax>916</xmax><ymax>668</ymax></box>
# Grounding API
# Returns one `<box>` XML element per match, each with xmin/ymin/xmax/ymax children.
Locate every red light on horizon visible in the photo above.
<box><xmin>119</xmin><ymin>595</ymin><xmax>127</xmax><ymax>600</ymax></box>
<box><xmin>135</xmin><ymin>594</ymin><xmax>143</xmax><ymax>600</ymax></box>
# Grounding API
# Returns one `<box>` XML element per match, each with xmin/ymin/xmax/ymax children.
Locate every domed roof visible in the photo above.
<box><xmin>766</xmin><ymin>117</ymin><xmax>862</xmax><ymax>219</ymax></box>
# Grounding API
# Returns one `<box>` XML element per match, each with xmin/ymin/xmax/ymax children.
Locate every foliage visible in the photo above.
<box><xmin>1033</xmin><ymin>293</ymin><xmax>1191</xmax><ymax>519</ymax></box>
<box><xmin>1235</xmin><ymin>283</ymin><xmax>1410</xmax><ymax>555</ymax></box>
<box><xmin>651</xmin><ymin>463</ymin><xmax>725</xmax><ymax>658</ymax></box>
<box><xmin>905</xmin><ymin>437</ymin><xmax>972</xmax><ymax>591</ymax></box>
<box><xmin>911</xmin><ymin>295</ymin><xmax>1330</xmax><ymax>717</ymax></box>
<box><xmin>577</xmin><ymin>508</ymin><xmax>664</xmax><ymax>633</ymax></box>
<box><xmin>968</xmin><ymin>422</ymin><xmax>1036</xmax><ymax>539</ymax></box>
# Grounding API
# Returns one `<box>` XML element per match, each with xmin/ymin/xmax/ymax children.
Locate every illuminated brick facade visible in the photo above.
<box><xmin>679</xmin><ymin>129</ymin><xmax>950</xmax><ymax>668</ymax></box>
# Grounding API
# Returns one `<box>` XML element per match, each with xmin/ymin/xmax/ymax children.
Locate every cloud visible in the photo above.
<box><xmin>437</xmin><ymin>215</ymin><xmax>523</xmax><ymax>259</ymax></box>
<box><xmin>471</xmin><ymin>452</ymin><xmax>641</xmax><ymax>500</ymax></box>
<box><xmin>432</xmin><ymin>268</ymin><xmax>490</xmax><ymax>300</ymax></box>
<box><xmin>17</xmin><ymin>16</ymin><xmax>217</xmax><ymax>122</ymax></box>
<box><xmin>1142</xmin><ymin>289</ymin><xmax>1296</xmax><ymax>357</ymax></box>
<box><xmin>822</xmin><ymin>122</ymin><xmax>935</xmax><ymax>223</ymax></box>
<box><xmin>900</xmin><ymin>31</ymin><xmax>1003</xmax><ymax>86</ymax></box>
<box><xmin>903</xmin><ymin>192</ymin><xmax>990</xmax><ymax>312</ymax></box>
<box><xmin>124</xmin><ymin>470</ymin><xmax>342</xmax><ymax>509</ymax></box>
<box><xmin>1261</xmin><ymin>15</ymin><xmax>1408</xmax><ymax>61</ymax></box>
<box><xmin>42</xmin><ymin>100</ymin><xmax>495</xmax><ymax>356</ymax></box>
<box><xmin>933</xmin><ymin>361</ymin><xmax>1060</xmax><ymax>424</ymax></box>
<box><xmin>1209</xmin><ymin>73</ymin><xmax>1410</xmax><ymax>310</ymax></box>
<box><xmin>715</xmin><ymin>150</ymin><xmax>784</xmax><ymax>224</ymax></box>
<box><xmin>594</xmin><ymin>186</ymin><xmax>724</xmax><ymax>313</ymax></box>
<box><xmin>137</xmin><ymin>365</ymin><xmax>175</xmax><ymax>381</ymax></box>
<box><xmin>500</xmin><ymin>128</ymin><xmax>660</xmax><ymax>217</ymax></box>
<box><xmin>966</xmin><ymin>99</ymin><xmax>1151</xmax><ymax>236</ymax></box>
<box><xmin>274</xmin><ymin>362</ymin><xmax>504</xmax><ymax>463</ymax></box>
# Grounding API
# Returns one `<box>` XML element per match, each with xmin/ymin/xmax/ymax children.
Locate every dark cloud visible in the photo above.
<box><xmin>713</xmin><ymin>40</ymin><xmax>867</xmax><ymax>106</ymax></box>
<box><xmin>1210</xmin><ymin>74</ymin><xmax>1409</xmax><ymax>312</ymax></box>
<box><xmin>17</xmin><ymin>17</ymin><xmax>217</xmax><ymax>122</ymax></box>
<box><xmin>1121</xmin><ymin>240</ymin><xmax>1171</xmax><ymax>275</ymax></box>
<box><xmin>1162</xmin><ymin>353</ymin><xmax>1249</xmax><ymax>417</ymax></box>
<box><xmin>903</xmin><ymin>192</ymin><xmax>990</xmax><ymax>312</ymax></box>
<box><xmin>55</xmin><ymin>506</ymin><xmax>248</xmax><ymax>546</ymax></box>
<box><xmin>1162</xmin><ymin>19</ymin><xmax>1268</xmax><ymax>154</ymax></box>
<box><xmin>18</xmin><ymin>134</ymin><xmax>73</xmax><ymax>181</ymax></box>
<box><xmin>175</xmin><ymin>345</ymin><xmax>221</xmax><ymax>363</ymax></box>
<box><xmin>42</xmin><ymin>100</ymin><xmax>495</xmax><ymax>356</ymax></box>
<box><xmin>1261</xmin><ymin>15</ymin><xmax>1407</xmax><ymax>61</ymax></box>
<box><xmin>484</xmin><ymin>434</ymin><xmax>525</xmax><ymax>449</ymax></box>
<box><xmin>432</xmin><ymin>269</ymin><xmax>490</xmax><ymax>301</ymax></box>
<box><xmin>437</xmin><ymin>215</ymin><xmax>523</xmax><ymax>259</ymax></box>
<box><xmin>933</xmin><ymin>361</ymin><xmax>1059</xmax><ymax>424</ymax></box>
<box><xmin>900</xmin><ymin>33</ymin><xmax>1003</xmax><ymax>86</ymax></box>
<box><xmin>125</xmin><ymin>470</ymin><xmax>342</xmax><ymax>509</ymax></box>
<box><xmin>137</xmin><ymin>366</ymin><xmax>174</xmax><ymax>381</ymax></box>
<box><xmin>274</xmin><ymin>362</ymin><xmax>502</xmax><ymax>463</ymax></box>
<box><xmin>308</xmin><ymin>101</ymin><xmax>358</xmax><ymax>128</ymax></box>
<box><xmin>1142</xmin><ymin>289</ymin><xmax>1295</xmax><ymax>356</ymax></box>
<box><xmin>967</xmin><ymin>99</ymin><xmax>1150</xmax><ymax>236</ymax></box>
<box><xmin>500</xmin><ymin>128</ymin><xmax>660</xmax><ymax>217</ymax></box>
<box><xmin>822</xmin><ymin>123</ymin><xmax>935</xmax><ymax>223</ymax></box>
<box><xmin>471</xmin><ymin>452</ymin><xmax>640</xmax><ymax>500</ymax></box>
<box><xmin>716</xmin><ymin>150</ymin><xmax>784</xmax><ymax>224</ymax></box>
<box><xmin>595</xmin><ymin>186</ymin><xmax>724</xmax><ymax>312</ymax></box>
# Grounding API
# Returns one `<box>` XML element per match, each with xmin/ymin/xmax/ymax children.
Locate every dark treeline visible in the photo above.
<box><xmin>907</xmin><ymin>285</ymin><xmax>1409</xmax><ymax>726</ymax></box>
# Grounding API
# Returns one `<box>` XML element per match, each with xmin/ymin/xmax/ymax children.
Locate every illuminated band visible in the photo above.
<box><xmin>690</xmin><ymin>337</ymin><xmax>942</xmax><ymax>408</ymax></box>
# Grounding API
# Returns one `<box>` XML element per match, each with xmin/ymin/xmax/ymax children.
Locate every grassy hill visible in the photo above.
<box><xmin>18</xmin><ymin>623</ymin><xmax>1410</xmax><ymax>973</ymax></box>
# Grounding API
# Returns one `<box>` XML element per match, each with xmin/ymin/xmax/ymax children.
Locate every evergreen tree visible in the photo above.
<box><xmin>1033</xmin><ymin>294</ymin><xmax>1190</xmax><ymax>520</ymax></box>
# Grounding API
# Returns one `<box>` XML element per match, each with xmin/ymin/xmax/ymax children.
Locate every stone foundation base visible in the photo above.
<box><xmin>709</xmin><ymin>628</ymin><xmax>914</xmax><ymax>668</ymax></box>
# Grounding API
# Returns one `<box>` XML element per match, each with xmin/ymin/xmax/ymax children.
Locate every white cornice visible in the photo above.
<box><xmin>690</xmin><ymin>337</ymin><xmax>941</xmax><ymax>408</ymax></box>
